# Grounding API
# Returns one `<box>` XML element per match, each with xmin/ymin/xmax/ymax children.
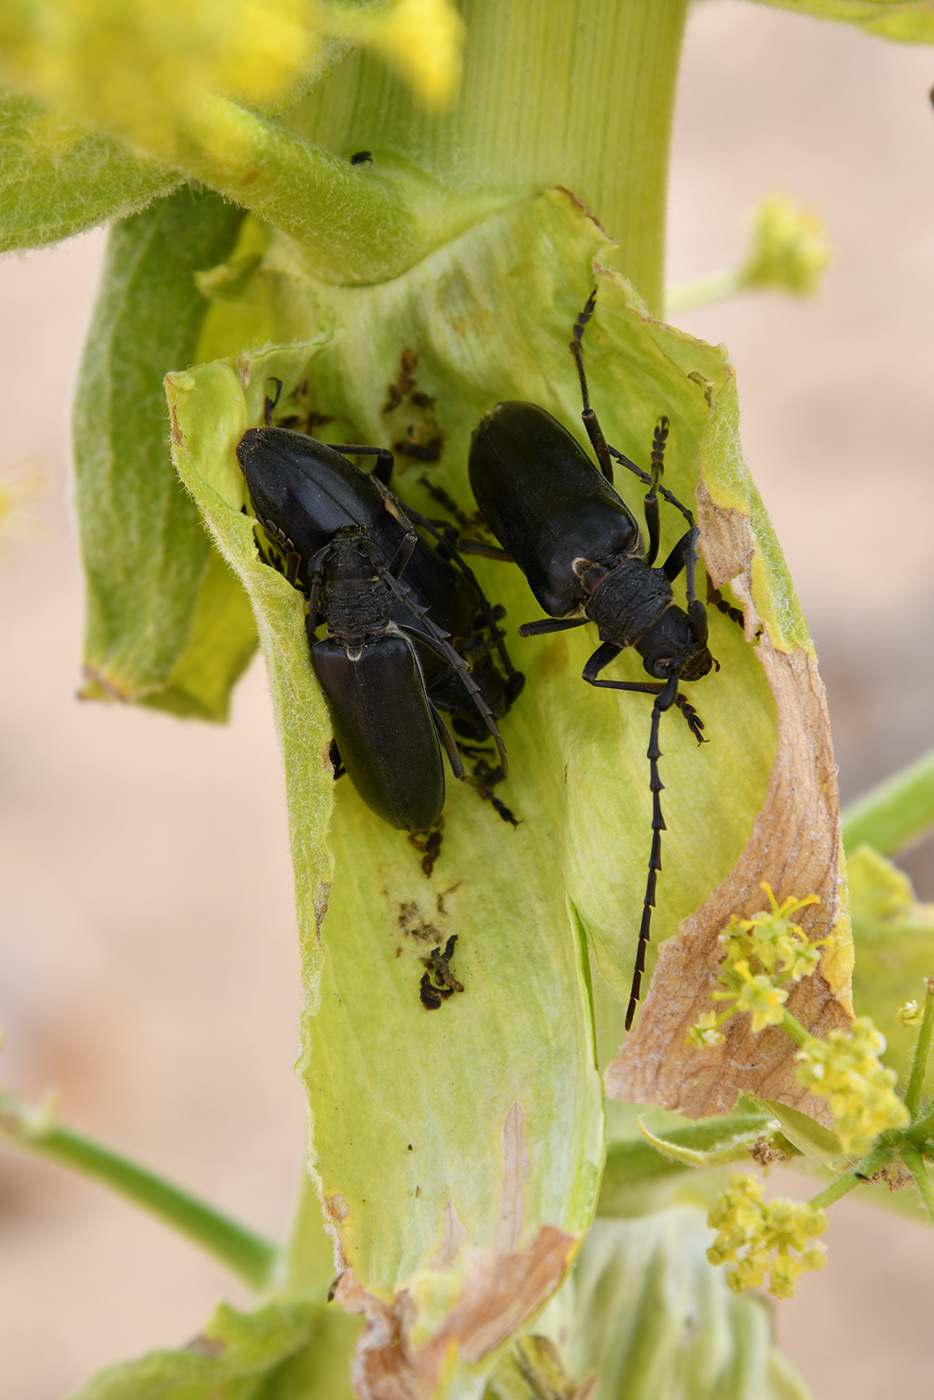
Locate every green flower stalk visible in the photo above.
<box><xmin>668</xmin><ymin>193</ymin><xmax>832</xmax><ymax>313</ymax></box>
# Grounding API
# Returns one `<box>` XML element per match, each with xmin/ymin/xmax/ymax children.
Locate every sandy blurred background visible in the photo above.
<box><xmin>2</xmin><ymin>3</ymin><xmax>933</xmax><ymax>1396</ymax></box>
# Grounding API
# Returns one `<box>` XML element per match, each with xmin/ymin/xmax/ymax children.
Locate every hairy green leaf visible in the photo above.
<box><xmin>750</xmin><ymin>0</ymin><xmax>934</xmax><ymax>41</ymax></box>
<box><xmin>534</xmin><ymin>1208</ymin><xmax>815</xmax><ymax>1400</ymax></box>
<box><xmin>74</xmin><ymin>185</ymin><xmax>256</xmax><ymax>719</ymax></box>
<box><xmin>69</xmin><ymin>1299</ymin><xmax>361</xmax><ymax>1400</ymax></box>
<box><xmin>0</xmin><ymin>89</ymin><xmax>178</xmax><ymax>251</ymax></box>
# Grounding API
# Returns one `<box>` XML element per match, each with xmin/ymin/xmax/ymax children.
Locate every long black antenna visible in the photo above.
<box><xmin>626</xmin><ymin>675</ymin><xmax>679</xmax><ymax>1030</ymax></box>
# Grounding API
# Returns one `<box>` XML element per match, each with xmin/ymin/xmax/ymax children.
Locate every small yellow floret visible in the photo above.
<box><xmin>707</xmin><ymin>1173</ymin><xmax>828</xmax><ymax>1299</ymax></box>
<box><xmin>732</xmin><ymin>962</ymin><xmax>788</xmax><ymax>1033</ymax></box>
<box><xmin>896</xmin><ymin>1000</ymin><xmax>925</xmax><ymax>1030</ymax></box>
<box><xmin>686</xmin><ymin>1011</ymin><xmax>726</xmax><ymax>1049</ymax></box>
<box><xmin>742</xmin><ymin>194</ymin><xmax>832</xmax><ymax>298</ymax></box>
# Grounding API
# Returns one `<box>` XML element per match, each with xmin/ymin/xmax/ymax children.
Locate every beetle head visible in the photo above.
<box><xmin>637</xmin><ymin>604</ymin><xmax>713</xmax><ymax>683</ymax></box>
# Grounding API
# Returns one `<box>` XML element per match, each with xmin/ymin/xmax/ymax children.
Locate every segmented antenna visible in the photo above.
<box><xmin>626</xmin><ymin>677</ymin><xmax>687</xmax><ymax>1031</ymax></box>
<box><xmin>627</xmin><ymin>686</ymin><xmax>672</xmax><ymax>1030</ymax></box>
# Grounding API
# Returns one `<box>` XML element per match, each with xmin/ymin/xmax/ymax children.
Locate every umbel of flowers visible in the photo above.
<box><xmin>691</xmin><ymin>885</ymin><xmax>929</xmax><ymax>1299</ymax></box>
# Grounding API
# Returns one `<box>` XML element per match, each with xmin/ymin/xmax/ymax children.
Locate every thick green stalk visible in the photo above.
<box><xmin>292</xmin><ymin>0</ymin><xmax>688</xmax><ymax>309</ymax></box>
<box><xmin>842</xmin><ymin>747</ymin><xmax>934</xmax><ymax>857</ymax></box>
<box><xmin>0</xmin><ymin>1094</ymin><xmax>278</xmax><ymax>1290</ymax></box>
<box><xmin>808</xmin><ymin>1146</ymin><xmax>892</xmax><ymax>1211</ymax></box>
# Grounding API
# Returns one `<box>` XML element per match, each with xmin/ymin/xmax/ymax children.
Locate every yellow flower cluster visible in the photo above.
<box><xmin>1</xmin><ymin>0</ymin><xmax>314</xmax><ymax>157</ymax></box>
<box><xmin>0</xmin><ymin>0</ymin><xmax>463</xmax><ymax>163</ymax></box>
<box><xmin>707</xmin><ymin>1173</ymin><xmax>828</xmax><ymax>1300</ymax></box>
<box><xmin>795</xmin><ymin>1018</ymin><xmax>910</xmax><ymax>1157</ymax></box>
<box><xmin>688</xmin><ymin>886</ymin><xmax>825</xmax><ymax>1046</ymax></box>
<box><xmin>719</xmin><ymin>886</ymin><xmax>823</xmax><ymax>982</ymax></box>
<box><xmin>742</xmin><ymin>194</ymin><xmax>832</xmax><ymax>298</ymax></box>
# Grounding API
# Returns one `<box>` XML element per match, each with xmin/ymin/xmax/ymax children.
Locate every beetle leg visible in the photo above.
<box><xmin>642</xmin><ymin>417</ymin><xmax>668</xmax><ymax>567</ymax></box>
<box><xmin>607</xmin><ymin>442</ymin><xmax>697</xmax><ymax>533</ymax></box>
<box><xmin>393</xmin><ymin>504</ymin><xmax>524</xmax><ymax>692</ymax></box>
<box><xmin>429</xmin><ymin>702</ymin><xmax>465</xmax><ymax>779</ymax></box>
<box><xmin>387</xmin><ymin>528</ymin><xmax>418</xmax><ymax>580</ymax></box>
<box><xmin>455</xmin><ymin>537</ymin><xmax>514</xmax><ymax>562</ymax></box>
<box><xmin>519</xmin><ymin>616</ymin><xmax>589</xmax><ymax>638</ymax></box>
<box><xmin>330</xmin><ymin>443</ymin><xmax>395</xmax><ymax>485</ymax></box>
<box><xmin>706</xmin><ymin>577</ymin><xmax>748</xmax><ymax>632</ymax></box>
<box><xmin>262</xmin><ymin>378</ymin><xmax>283</xmax><ymax>425</ymax></box>
<box><xmin>661</xmin><ymin>524</ymin><xmax>701</xmax><ymax>602</ymax></box>
<box><xmin>662</xmin><ymin>527</ymin><xmax>709</xmax><ymax>649</ymax></box>
<box><xmin>401</xmin><ymin>622</ymin><xmax>508</xmax><ymax>774</ymax></box>
<box><xmin>570</xmin><ymin>289</ymin><xmax>615</xmax><ymax>484</ymax></box>
<box><xmin>581</xmin><ymin>639</ymin><xmax>623</xmax><ymax>681</ymax></box>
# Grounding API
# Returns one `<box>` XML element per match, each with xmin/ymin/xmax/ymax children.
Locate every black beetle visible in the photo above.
<box><xmin>237</xmin><ymin>422</ymin><xmax>523</xmax><ymax>734</ymax></box>
<box><xmin>468</xmin><ymin>291</ymin><xmax>736</xmax><ymax>1027</ymax></box>
<box><xmin>306</xmin><ymin>525</ymin><xmax>505</xmax><ymax>831</ymax></box>
<box><xmin>236</xmin><ymin>418</ymin><xmax>521</xmax><ymax>829</ymax></box>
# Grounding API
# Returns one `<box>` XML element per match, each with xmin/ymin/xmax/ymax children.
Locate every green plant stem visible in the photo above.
<box><xmin>779</xmin><ymin>1010</ymin><xmax>811</xmax><ymax>1050</ymax></box>
<box><xmin>904</xmin><ymin>981</ymin><xmax>934</xmax><ymax>1118</ymax></box>
<box><xmin>808</xmin><ymin>1145</ymin><xmax>891</xmax><ymax>1211</ymax></box>
<box><xmin>842</xmin><ymin>747</ymin><xmax>934</xmax><ymax>857</ymax></box>
<box><xmin>666</xmin><ymin>268</ymin><xmax>744</xmax><ymax>313</ymax></box>
<box><xmin>0</xmin><ymin>1093</ymin><xmax>278</xmax><ymax>1290</ymax></box>
<box><xmin>906</xmin><ymin>1096</ymin><xmax>934</xmax><ymax>1145</ymax></box>
<box><xmin>901</xmin><ymin>1145</ymin><xmax>934</xmax><ymax>1225</ymax></box>
<box><xmin>293</xmin><ymin>0</ymin><xmax>689</xmax><ymax>312</ymax></box>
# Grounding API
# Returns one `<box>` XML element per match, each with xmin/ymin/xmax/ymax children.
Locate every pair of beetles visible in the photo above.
<box><xmin>236</xmin><ymin>293</ymin><xmax>732</xmax><ymax>1028</ymax></box>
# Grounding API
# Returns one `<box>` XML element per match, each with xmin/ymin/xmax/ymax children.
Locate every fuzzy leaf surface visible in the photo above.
<box><xmin>534</xmin><ymin>1208</ymin><xmax>815</xmax><ymax>1400</ymax></box>
<box><xmin>0</xmin><ymin>89</ymin><xmax>179</xmax><ymax>251</ymax></box>
<box><xmin>74</xmin><ymin>186</ymin><xmax>256</xmax><ymax>718</ymax></box>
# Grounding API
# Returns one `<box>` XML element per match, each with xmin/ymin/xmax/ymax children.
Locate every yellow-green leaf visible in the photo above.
<box><xmin>531</xmin><ymin>1209</ymin><xmax>815</xmax><ymax>1400</ymax></box>
<box><xmin>166</xmin><ymin>186</ymin><xmax>847</xmax><ymax>1392</ymax></box>
<box><xmin>849</xmin><ymin>843</ymin><xmax>934</xmax><ymax>1091</ymax></box>
<box><xmin>74</xmin><ymin>186</ymin><xmax>256</xmax><ymax>720</ymax></box>
<box><xmin>0</xmin><ymin>88</ymin><xmax>177</xmax><ymax>252</ymax></box>
<box><xmin>749</xmin><ymin>0</ymin><xmax>934</xmax><ymax>42</ymax></box>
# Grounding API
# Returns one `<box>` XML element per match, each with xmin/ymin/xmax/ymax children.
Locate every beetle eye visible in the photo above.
<box><xmin>643</xmin><ymin>649</ymin><xmax>674</xmax><ymax>679</ymax></box>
